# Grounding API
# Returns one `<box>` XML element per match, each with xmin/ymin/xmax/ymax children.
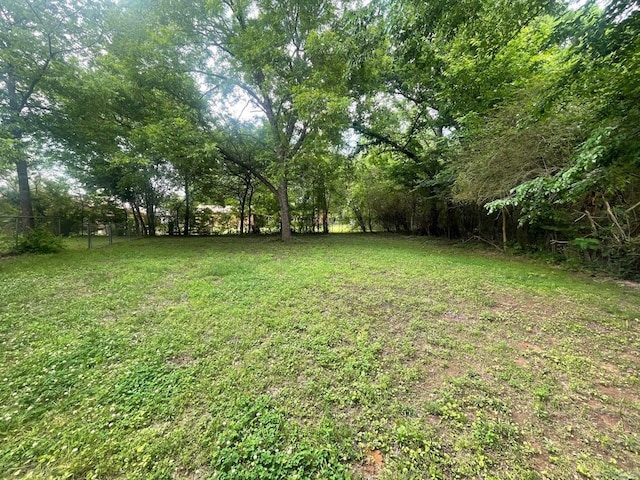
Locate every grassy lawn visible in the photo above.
<box><xmin>1</xmin><ymin>234</ymin><xmax>639</xmax><ymax>479</ymax></box>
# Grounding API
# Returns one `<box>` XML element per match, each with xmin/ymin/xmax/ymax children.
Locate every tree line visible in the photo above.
<box><xmin>1</xmin><ymin>0</ymin><xmax>639</xmax><ymax>276</ymax></box>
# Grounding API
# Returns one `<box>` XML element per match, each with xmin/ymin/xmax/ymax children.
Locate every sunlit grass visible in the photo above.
<box><xmin>1</xmin><ymin>234</ymin><xmax>638</xmax><ymax>479</ymax></box>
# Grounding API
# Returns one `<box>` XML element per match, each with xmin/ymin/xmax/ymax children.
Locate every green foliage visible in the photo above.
<box><xmin>17</xmin><ymin>226</ymin><xmax>64</xmax><ymax>254</ymax></box>
<box><xmin>346</xmin><ymin>151</ymin><xmax>445</xmax><ymax>234</ymax></box>
<box><xmin>454</xmin><ymin>75</ymin><xmax>587</xmax><ymax>204</ymax></box>
<box><xmin>570</xmin><ymin>237</ymin><xmax>600</xmax><ymax>252</ymax></box>
<box><xmin>386</xmin><ymin>421</ymin><xmax>450</xmax><ymax>478</ymax></box>
<box><xmin>211</xmin><ymin>396</ymin><xmax>350</xmax><ymax>479</ymax></box>
<box><xmin>485</xmin><ymin>127</ymin><xmax>615</xmax><ymax>222</ymax></box>
<box><xmin>0</xmin><ymin>0</ymin><xmax>111</xmax><ymax>220</ymax></box>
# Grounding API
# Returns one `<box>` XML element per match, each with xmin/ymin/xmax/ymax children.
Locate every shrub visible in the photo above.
<box><xmin>18</xmin><ymin>227</ymin><xmax>64</xmax><ymax>254</ymax></box>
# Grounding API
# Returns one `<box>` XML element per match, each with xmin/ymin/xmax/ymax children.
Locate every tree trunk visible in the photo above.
<box><xmin>148</xmin><ymin>206</ymin><xmax>156</xmax><ymax>236</ymax></box>
<box><xmin>8</xmin><ymin>70</ymin><xmax>35</xmax><ymax>231</ymax></box>
<box><xmin>239</xmin><ymin>182</ymin><xmax>248</xmax><ymax>235</ymax></box>
<box><xmin>278</xmin><ymin>178</ymin><xmax>292</xmax><ymax>241</ymax></box>
<box><xmin>247</xmin><ymin>184</ymin><xmax>255</xmax><ymax>233</ymax></box>
<box><xmin>16</xmin><ymin>158</ymin><xmax>35</xmax><ymax>230</ymax></box>
<box><xmin>502</xmin><ymin>208</ymin><xmax>508</xmax><ymax>252</ymax></box>
<box><xmin>184</xmin><ymin>175</ymin><xmax>190</xmax><ymax>236</ymax></box>
<box><xmin>133</xmin><ymin>203</ymin><xmax>147</xmax><ymax>236</ymax></box>
<box><xmin>146</xmin><ymin>185</ymin><xmax>156</xmax><ymax>237</ymax></box>
<box><xmin>321</xmin><ymin>190</ymin><xmax>329</xmax><ymax>234</ymax></box>
<box><xmin>133</xmin><ymin>207</ymin><xmax>140</xmax><ymax>235</ymax></box>
<box><xmin>352</xmin><ymin>205</ymin><xmax>367</xmax><ymax>232</ymax></box>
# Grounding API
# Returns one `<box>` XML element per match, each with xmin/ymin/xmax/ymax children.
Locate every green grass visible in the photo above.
<box><xmin>1</xmin><ymin>234</ymin><xmax>639</xmax><ymax>479</ymax></box>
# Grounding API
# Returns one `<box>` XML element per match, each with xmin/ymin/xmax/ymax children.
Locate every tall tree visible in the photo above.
<box><xmin>162</xmin><ymin>0</ymin><xmax>351</xmax><ymax>240</ymax></box>
<box><xmin>0</xmin><ymin>0</ymin><xmax>108</xmax><ymax>229</ymax></box>
<box><xmin>48</xmin><ymin>0</ymin><xmax>206</xmax><ymax>236</ymax></box>
<box><xmin>140</xmin><ymin>116</ymin><xmax>209</xmax><ymax>236</ymax></box>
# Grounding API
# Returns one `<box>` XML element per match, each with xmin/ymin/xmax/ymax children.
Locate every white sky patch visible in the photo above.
<box><xmin>568</xmin><ymin>0</ymin><xmax>611</xmax><ymax>10</ymax></box>
<box><xmin>229</xmin><ymin>98</ymin><xmax>263</xmax><ymax>122</ymax></box>
<box><xmin>247</xmin><ymin>1</ymin><xmax>260</xmax><ymax>20</ymax></box>
<box><xmin>341</xmin><ymin>128</ymin><xmax>359</xmax><ymax>155</ymax></box>
<box><xmin>568</xmin><ymin>0</ymin><xmax>637</xmax><ymax>24</ymax></box>
<box><xmin>196</xmin><ymin>47</ymin><xmax>268</xmax><ymax>123</ymax></box>
<box><xmin>612</xmin><ymin>2</ymin><xmax>640</xmax><ymax>22</ymax></box>
<box><xmin>204</xmin><ymin>84</ymin><xmax>265</xmax><ymax>124</ymax></box>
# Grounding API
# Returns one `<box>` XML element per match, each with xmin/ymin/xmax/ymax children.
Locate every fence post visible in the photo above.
<box><xmin>88</xmin><ymin>224</ymin><xmax>92</xmax><ymax>249</ymax></box>
<box><xmin>109</xmin><ymin>223</ymin><xmax>113</xmax><ymax>246</ymax></box>
<box><xmin>15</xmin><ymin>217</ymin><xmax>19</xmax><ymax>249</ymax></box>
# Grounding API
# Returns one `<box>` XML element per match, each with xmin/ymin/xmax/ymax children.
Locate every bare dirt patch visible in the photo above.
<box><xmin>443</xmin><ymin>311</ymin><xmax>471</xmax><ymax>323</ymax></box>
<box><xmin>598</xmin><ymin>385</ymin><xmax>640</xmax><ymax>404</ymax></box>
<box><xmin>169</xmin><ymin>352</ymin><xmax>197</xmax><ymax>366</ymax></box>
<box><xmin>353</xmin><ymin>449</ymin><xmax>384</xmax><ymax>480</ymax></box>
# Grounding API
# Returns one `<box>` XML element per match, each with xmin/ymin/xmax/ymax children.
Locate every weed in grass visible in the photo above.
<box><xmin>209</xmin><ymin>396</ymin><xmax>351</xmax><ymax>480</ymax></box>
<box><xmin>424</xmin><ymin>393</ymin><xmax>467</xmax><ymax>424</ymax></box>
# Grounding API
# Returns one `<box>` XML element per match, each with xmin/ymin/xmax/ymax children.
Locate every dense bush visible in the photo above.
<box><xmin>18</xmin><ymin>227</ymin><xmax>64</xmax><ymax>254</ymax></box>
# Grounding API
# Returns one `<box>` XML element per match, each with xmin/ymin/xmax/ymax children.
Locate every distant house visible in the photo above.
<box><xmin>156</xmin><ymin>204</ymin><xmax>260</xmax><ymax>235</ymax></box>
<box><xmin>195</xmin><ymin>205</ymin><xmax>254</xmax><ymax>234</ymax></box>
<box><xmin>195</xmin><ymin>205</ymin><xmax>233</xmax><ymax>215</ymax></box>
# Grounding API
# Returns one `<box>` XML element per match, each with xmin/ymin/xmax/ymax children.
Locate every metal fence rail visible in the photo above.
<box><xmin>0</xmin><ymin>215</ymin><xmax>356</xmax><ymax>255</ymax></box>
<box><xmin>85</xmin><ymin>221</ymin><xmax>140</xmax><ymax>249</ymax></box>
<box><xmin>0</xmin><ymin>217</ymin><xmax>140</xmax><ymax>254</ymax></box>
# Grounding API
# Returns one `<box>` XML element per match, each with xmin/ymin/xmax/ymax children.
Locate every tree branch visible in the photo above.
<box><xmin>352</xmin><ymin>122</ymin><xmax>420</xmax><ymax>161</ymax></box>
<box><xmin>216</xmin><ymin>145</ymin><xmax>278</xmax><ymax>197</ymax></box>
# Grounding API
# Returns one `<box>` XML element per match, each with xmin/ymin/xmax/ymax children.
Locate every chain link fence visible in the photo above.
<box><xmin>1</xmin><ymin>214</ymin><xmax>355</xmax><ymax>255</ymax></box>
<box><xmin>84</xmin><ymin>221</ymin><xmax>140</xmax><ymax>249</ymax></box>
<box><xmin>0</xmin><ymin>216</ymin><xmax>141</xmax><ymax>255</ymax></box>
<box><xmin>0</xmin><ymin>216</ymin><xmax>61</xmax><ymax>255</ymax></box>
